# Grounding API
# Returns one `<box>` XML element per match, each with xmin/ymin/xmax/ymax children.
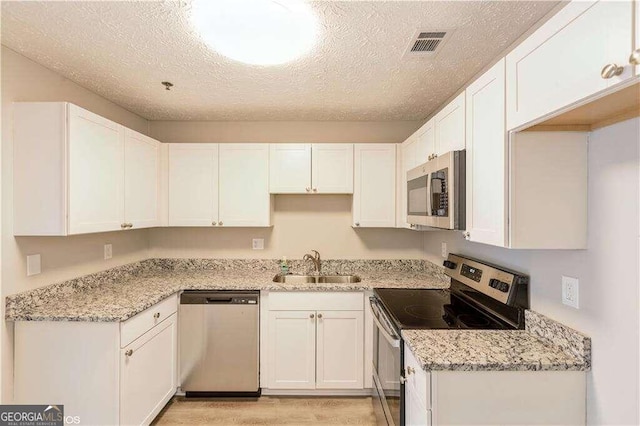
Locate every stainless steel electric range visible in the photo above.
<box><xmin>370</xmin><ymin>254</ymin><xmax>529</xmax><ymax>426</ymax></box>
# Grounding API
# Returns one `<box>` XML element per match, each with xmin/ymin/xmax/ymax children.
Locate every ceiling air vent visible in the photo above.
<box><xmin>405</xmin><ymin>29</ymin><xmax>453</xmax><ymax>58</ymax></box>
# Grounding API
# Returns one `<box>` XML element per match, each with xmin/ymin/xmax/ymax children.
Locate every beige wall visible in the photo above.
<box><xmin>149</xmin><ymin>120</ymin><xmax>420</xmax><ymax>144</ymax></box>
<box><xmin>149</xmin><ymin>195</ymin><xmax>424</xmax><ymax>260</ymax></box>
<box><xmin>0</xmin><ymin>47</ymin><xmax>152</xmax><ymax>402</ymax></box>
<box><xmin>423</xmin><ymin>118</ymin><xmax>640</xmax><ymax>426</ymax></box>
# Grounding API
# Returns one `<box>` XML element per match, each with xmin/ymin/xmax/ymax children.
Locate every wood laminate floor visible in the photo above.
<box><xmin>152</xmin><ymin>396</ymin><xmax>377</xmax><ymax>425</ymax></box>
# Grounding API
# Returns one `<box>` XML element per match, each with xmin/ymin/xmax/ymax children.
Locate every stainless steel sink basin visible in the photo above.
<box><xmin>316</xmin><ymin>275</ymin><xmax>361</xmax><ymax>283</ymax></box>
<box><xmin>272</xmin><ymin>274</ymin><xmax>361</xmax><ymax>284</ymax></box>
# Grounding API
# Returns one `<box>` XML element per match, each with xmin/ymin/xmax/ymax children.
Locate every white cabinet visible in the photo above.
<box><xmin>13</xmin><ymin>102</ymin><xmax>162</xmax><ymax>236</ymax></box>
<box><xmin>267</xmin><ymin>311</ymin><xmax>317</xmax><ymax>389</ymax></box>
<box><xmin>14</xmin><ymin>295</ymin><xmax>179</xmax><ymax>426</ymax></box>
<box><xmin>269</xmin><ymin>144</ymin><xmax>353</xmax><ymax>194</ymax></box>
<box><xmin>264</xmin><ymin>292</ymin><xmax>364</xmax><ymax>391</ymax></box>
<box><xmin>353</xmin><ymin>144</ymin><xmax>396</xmax><ymax>228</ymax></box>
<box><xmin>506</xmin><ymin>0</ymin><xmax>634</xmax><ymax>130</ymax></box>
<box><xmin>219</xmin><ymin>144</ymin><xmax>271</xmax><ymax>226</ymax></box>
<box><xmin>434</xmin><ymin>92</ymin><xmax>466</xmax><ymax>155</ymax></box>
<box><xmin>120</xmin><ymin>314</ymin><xmax>177</xmax><ymax>426</ymax></box>
<box><xmin>465</xmin><ymin>59</ymin><xmax>508</xmax><ymax>247</ymax></box>
<box><xmin>124</xmin><ymin>129</ymin><xmax>162</xmax><ymax>229</ymax></box>
<box><xmin>269</xmin><ymin>144</ymin><xmax>312</xmax><ymax>193</ymax></box>
<box><xmin>168</xmin><ymin>144</ymin><xmax>219</xmax><ymax>226</ymax></box>
<box><xmin>316</xmin><ymin>310</ymin><xmax>364</xmax><ymax>389</ymax></box>
<box><xmin>415</xmin><ymin>119</ymin><xmax>435</xmax><ymax>163</ymax></box>
<box><xmin>168</xmin><ymin>143</ymin><xmax>272</xmax><ymax>227</ymax></box>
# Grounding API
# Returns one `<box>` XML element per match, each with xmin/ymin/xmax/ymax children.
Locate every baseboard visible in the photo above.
<box><xmin>261</xmin><ymin>388</ymin><xmax>373</xmax><ymax>397</ymax></box>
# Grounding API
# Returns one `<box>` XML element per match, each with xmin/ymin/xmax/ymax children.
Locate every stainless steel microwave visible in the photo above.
<box><xmin>407</xmin><ymin>150</ymin><xmax>466</xmax><ymax>230</ymax></box>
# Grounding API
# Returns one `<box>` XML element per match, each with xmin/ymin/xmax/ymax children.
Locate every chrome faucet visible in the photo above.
<box><xmin>303</xmin><ymin>250</ymin><xmax>321</xmax><ymax>275</ymax></box>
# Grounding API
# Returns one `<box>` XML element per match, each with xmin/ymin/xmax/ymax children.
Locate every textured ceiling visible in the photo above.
<box><xmin>1</xmin><ymin>1</ymin><xmax>560</xmax><ymax>121</ymax></box>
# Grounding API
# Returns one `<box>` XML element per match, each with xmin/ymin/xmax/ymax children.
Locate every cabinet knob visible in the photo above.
<box><xmin>317</xmin><ymin>313</ymin><xmax>323</xmax><ymax>319</ymax></box>
<box><xmin>463</xmin><ymin>231</ymin><xmax>470</xmax><ymax>239</ymax></box>
<box><xmin>407</xmin><ymin>366</ymin><xmax>415</xmax><ymax>375</ymax></box>
<box><xmin>127</xmin><ymin>223</ymin><xmax>133</xmax><ymax>228</ymax></box>
<box><xmin>310</xmin><ymin>313</ymin><xmax>315</xmax><ymax>319</ymax></box>
<box><xmin>212</xmin><ymin>222</ymin><xmax>217</xmax><ymax>226</ymax></box>
<box><xmin>306</xmin><ymin>187</ymin><xmax>311</xmax><ymax>192</ymax></box>
<box><xmin>630</xmin><ymin>49</ymin><xmax>640</xmax><ymax>66</ymax></box>
<box><xmin>153</xmin><ymin>312</ymin><xmax>161</xmax><ymax>319</ymax></box>
<box><xmin>355</xmin><ymin>222</ymin><xmax>360</xmax><ymax>227</ymax></box>
<box><xmin>121</xmin><ymin>223</ymin><xmax>127</xmax><ymax>229</ymax></box>
<box><xmin>313</xmin><ymin>188</ymin><xmax>318</xmax><ymax>192</ymax></box>
<box><xmin>125</xmin><ymin>349</ymin><xmax>133</xmax><ymax>357</ymax></box>
<box><xmin>601</xmin><ymin>63</ymin><xmax>624</xmax><ymax>79</ymax></box>
<box><xmin>218</xmin><ymin>221</ymin><xmax>223</xmax><ymax>226</ymax></box>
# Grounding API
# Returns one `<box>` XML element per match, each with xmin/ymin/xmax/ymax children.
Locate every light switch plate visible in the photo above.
<box><xmin>562</xmin><ymin>276</ymin><xmax>579</xmax><ymax>309</ymax></box>
<box><xmin>441</xmin><ymin>242</ymin><xmax>448</xmax><ymax>258</ymax></box>
<box><xmin>104</xmin><ymin>244</ymin><xmax>113</xmax><ymax>260</ymax></box>
<box><xmin>252</xmin><ymin>239</ymin><xmax>264</xmax><ymax>250</ymax></box>
<box><xmin>27</xmin><ymin>254</ymin><xmax>41</xmax><ymax>276</ymax></box>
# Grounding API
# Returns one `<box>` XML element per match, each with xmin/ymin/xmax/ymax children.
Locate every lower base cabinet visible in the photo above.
<box><xmin>14</xmin><ymin>295</ymin><xmax>178</xmax><ymax>426</ymax></box>
<box><xmin>264</xmin><ymin>292</ymin><xmax>365</xmax><ymax>391</ymax></box>
<box><xmin>403</xmin><ymin>343</ymin><xmax>586</xmax><ymax>425</ymax></box>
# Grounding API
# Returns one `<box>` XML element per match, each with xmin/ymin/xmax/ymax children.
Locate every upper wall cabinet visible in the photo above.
<box><xmin>269</xmin><ymin>144</ymin><xmax>353</xmax><ymax>194</ymax></box>
<box><xmin>168</xmin><ymin>143</ymin><xmax>272</xmax><ymax>227</ymax></box>
<box><xmin>353</xmin><ymin>144</ymin><xmax>396</xmax><ymax>228</ymax></box>
<box><xmin>13</xmin><ymin>102</ymin><xmax>162</xmax><ymax>236</ymax></box>
<box><xmin>465</xmin><ymin>59</ymin><xmax>508</xmax><ymax>247</ymax></box>
<box><xmin>506</xmin><ymin>0</ymin><xmax>635</xmax><ymax>130</ymax></box>
<box><xmin>434</xmin><ymin>92</ymin><xmax>466</xmax><ymax>155</ymax></box>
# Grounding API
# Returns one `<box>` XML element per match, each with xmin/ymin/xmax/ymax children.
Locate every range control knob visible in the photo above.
<box><xmin>489</xmin><ymin>279</ymin><xmax>510</xmax><ymax>293</ymax></box>
<box><xmin>443</xmin><ymin>260</ymin><xmax>457</xmax><ymax>270</ymax></box>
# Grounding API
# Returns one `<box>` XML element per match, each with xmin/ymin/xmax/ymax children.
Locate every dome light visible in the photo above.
<box><xmin>190</xmin><ymin>0</ymin><xmax>319</xmax><ymax>66</ymax></box>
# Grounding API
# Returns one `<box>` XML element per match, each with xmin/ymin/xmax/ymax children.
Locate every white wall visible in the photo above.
<box><xmin>0</xmin><ymin>46</ymin><xmax>153</xmax><ymax>402</ymax></box>
<box><xmin>424</xmin><ymin>118</ymin><xmax>640</xmax><ymax>426</ymax></box>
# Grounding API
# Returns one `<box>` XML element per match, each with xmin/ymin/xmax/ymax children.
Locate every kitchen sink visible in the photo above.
<box><xmin>272</xmin><ymin>274</ymin><xmax>361</xmax><ymax>284</ymax></box>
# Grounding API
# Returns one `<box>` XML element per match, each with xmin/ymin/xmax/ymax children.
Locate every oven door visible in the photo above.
<box><xmin>370</xmin><ymin>297</ymin><xmax>403</xmax><ymax>426</ymax></box>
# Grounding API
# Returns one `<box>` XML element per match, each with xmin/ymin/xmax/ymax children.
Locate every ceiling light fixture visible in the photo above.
<box><xmin>190</xmin><ymin>0</ymin><xmax>319</xmax><ymax>66</ymax></box>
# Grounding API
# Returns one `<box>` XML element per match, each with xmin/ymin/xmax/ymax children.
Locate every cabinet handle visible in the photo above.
<box><xmin>125</xmin><ymin>349</ymin><xmax>133</xmax><ymax>357</ymax></box>
<box><xmin>630</xmin><ymin>49</ymin><xmax>640</xmax><ymax>66</ymax></box>
<box><xmin>310</xmin><ymin>313</ymin><xmax>315</xmax><ymax>319</ymax></box>
<box><xmin>218</xmin><ymin>221</ymin><xmax>223</xmax><ymax>226</ymax></box>
<box><xmin>153</xmin><ymin>312</ymin><xmax>161</xmax><ymax>319</ymax></box>
<box><xmin>601</xmin><ymin>63</ymin><xmax>624</xmax><ymax>79</ymax></box>
<box><xmin>306</xmin><ymin>187</ymin><xmax>311</xmax><ymax>192</ymax></box>
<box><xmin>317</xmin><ymin>313</ymin><xmax>323</xmax><ymax>319</ymax></box>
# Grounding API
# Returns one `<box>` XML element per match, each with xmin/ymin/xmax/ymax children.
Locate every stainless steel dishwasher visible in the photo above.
<box><xmin>179</xmin><ymin>290</ymin><xmax>260</xmax><ymax>397</ymax></box>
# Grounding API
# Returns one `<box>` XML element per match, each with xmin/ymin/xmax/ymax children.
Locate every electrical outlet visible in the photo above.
<box><xmin>27</xmin><ymin>254</ymin><xmax>41</xmax><ymax>276</ymax></box>
<box><xmin>104</xmin><ymin>244</ymin><xmax>113</xmax><ymax>260</ymax></box>
<box><xmin>252</xmin><ymin>238</ymin><xmax>264</xmax><ymax>250</ymax></box>
<box><xmin>562</xmin><ymin>276</ymin><xmax>579</xmax><ymax>309</ymax></box>
<box><xmin>441</xmin><ymin>242</ymin><xmax>448</xmax><ymax>258</ymax></box>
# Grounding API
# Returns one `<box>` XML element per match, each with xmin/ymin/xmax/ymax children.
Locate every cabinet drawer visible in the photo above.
<box><xmin>121</xmin><ymin>294</ymin><xmax>178</xmax><ymax>348</ymax></box>
<box><xmin>268</xmin><ymin>292</ymin><xmax>363</xmax><ymax>311</ymax></box>
<box><xmin>404</xmin><ymin>344</ymin><xmax>431</xmax><ymax>409</ymax></box>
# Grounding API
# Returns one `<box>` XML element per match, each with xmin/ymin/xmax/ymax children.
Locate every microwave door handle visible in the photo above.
<box><xmin>369</xmin><ymin>298</ymin><xmax>400</xmax><ymax>348</ymax></box>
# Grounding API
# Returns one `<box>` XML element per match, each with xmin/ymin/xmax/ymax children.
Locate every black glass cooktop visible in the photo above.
<box><xmin>374</xmin><ymin>288</ymin><xmax>512</xmax><ymax>330</ymax></box>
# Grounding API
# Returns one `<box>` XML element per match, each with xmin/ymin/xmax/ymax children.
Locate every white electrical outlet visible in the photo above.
<box><xmin>27</xmin><ymin>254</ymin><xmax>41</xmax><ymax>276</ymax></box>
<box><xmin>104</xmin><ymin>244</ymin><xmax>113</xmax><ymax>260</ymax></box>
<box><xmin>252</xmin><ymin>238</ymin><xmax>264</xmax><ymax>250</ymax></box>
<box><xmin>441</xmin><ymin>242</ymin><xmax>448</xmax><ymax>258</ymax></box>
<box><xmin>562</xmin><ymin>276</ymin><xmax>579</xmax><ymax>309</ymax></box>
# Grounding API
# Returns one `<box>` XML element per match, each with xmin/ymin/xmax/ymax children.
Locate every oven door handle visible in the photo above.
<box><xmin>369</xmin><ymin>298</ymin><xmax>400</xmax><ymax>348</ymax></box>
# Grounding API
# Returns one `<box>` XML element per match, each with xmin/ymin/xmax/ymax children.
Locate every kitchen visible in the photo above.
<box><xmin>0</xmin><ymin>0</ymin><xmax>638</xmax><ymax>425</ymax></box>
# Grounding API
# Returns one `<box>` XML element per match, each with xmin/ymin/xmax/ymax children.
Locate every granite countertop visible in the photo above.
<box><xmin>5</xmin><ymin>258</ymin><xmax>449</xmax><ymax>322</ymax></box>
<box><xmin>402</xmin><ymin>310</ymin><xmax>591</xmax><ymax>372</ymax></box>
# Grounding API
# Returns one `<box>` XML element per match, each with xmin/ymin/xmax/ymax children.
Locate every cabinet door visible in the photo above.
<box><xmin>636</xmin><ymin>0</ymin><xmax>639</xmax><ymax>76</ymax></box>
<box><xmin>68</xmin><ymin>105</ymin><xmax>125</xmax><ymax>234</ymax></box>
<box><xmin>124</xmin><ymin>129</ymin><xmax>161</xmax><ymax>229</ymax></box>
<box><xmin>465</xmin><ymin>59</ymin><xmax>508</xmax><ymax>247</ymax></box>
<box><xmin>120</xmin><ymin>314</ymin><xmax>177</xmax><ymax>426</ymax></box>
<box><xmin>353</xmin><ymin>144</ymin><xmax>396</xmax><ymax>228</ymax></box>
<box><xmin>168</xmin><ymin>144</ymin><xmax>218</xmax><ymax>226</ymax></box>
<box><xmin>316</xmin><ymin>310</ymin><xmax>364</xmax><ymax>389</ymax></box>
<box><xmin>434</xmin><ymin>92</ymin><xmax>466</xmax><ymax>155</ymax></box>
<box><xmin>311</xmin><ymin>144</ymin><xmax>354</xmax><ymax>193</ymax></box>
<box><xmin>219</xmin><ymin>144</ymin><xmax>271</xmax><ymax>226</ymax></box>
<box><xmin>406</xmin><ymin>387</ymin><xmax>431</xmax><ymax>426</ymax></box>
<box><xmin>267</xmin><ymin>311</ymin><xmax>317</xmax><ymax>389</ymax></box>
<box><xmin>269</xmin><ymin>144</ymin><xmax>312</xmax><ymax>193</ymax></box>
<box><xmin>416</xmin><ymin>118</ymin><xmax>435</xmax><ymax>162</ymax></box>
<box><xmin>506</xmin><ymin>0</ymin><xmax>634</xmax><ymax>130</ymax></box>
